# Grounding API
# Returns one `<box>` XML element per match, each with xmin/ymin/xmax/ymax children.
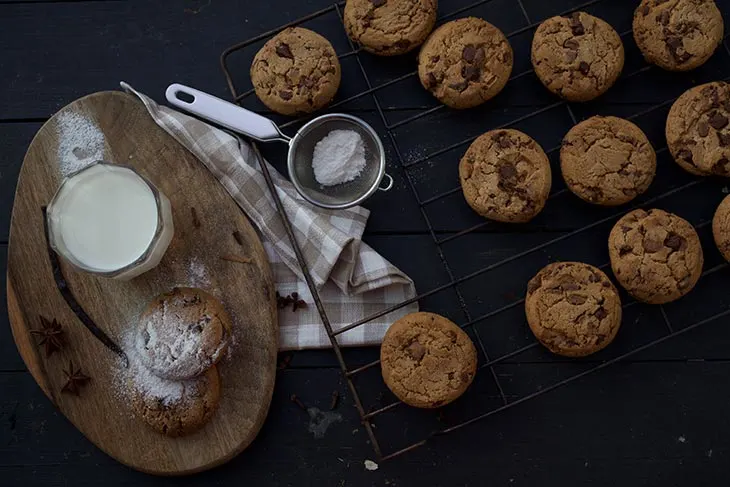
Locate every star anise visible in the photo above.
<box><xmin>61</xmin><ymin>360</ymin><xmax>90</xmax><ymax>396</ymax></box>
<box><xmin>276</xmin><ymin>291</ymin><xmax>307</xmax><ymax>312</ymax></box>
<box><xmin>30</xmin><ymin>316</ymin><xmax>64</xmax><ymax>357</ymax></box>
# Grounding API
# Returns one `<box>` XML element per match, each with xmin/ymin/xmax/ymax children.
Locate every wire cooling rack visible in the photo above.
<box><xmin>220</xmin><ymin>0</ymin><xmax>730</xmax><ymax>461</ymax></box>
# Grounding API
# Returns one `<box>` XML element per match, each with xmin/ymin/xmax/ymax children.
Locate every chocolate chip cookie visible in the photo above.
<box><xmin>712</xmin><ymin>194</ymin><xmax>730</xmax><ymax>261</ymax></box>
<box><xmin>418</xmin><ymin>17</ymin><xmax>513</xmax><ymax>109</ymax></box>
<box><xmin>561</xmin><ymin>116</ymin><xmax>657</xmax><ymax>206</ymax></box>
<box><xmin>130</xmin><ymin>366</ymin><xmax>222</xmax><ymax>437</ymax></box>
<box><xmin>633</xmin><ymin>0</ymin><xmax>724</xmax><ymax>72</ymax></box>
<box><xmin>380</xmin><ymin>312</ymin><xmax>477</xmax><ymax>409</ymax></box>
<box><xmin>250</xmin><ymin>27</ymin><xmax>341</xmax><ymax>115</ymax></box>
<box><xmin>344</xmin><ymin>0</ymin><xmax>437</xmax><ymax>56</ymax></box>
<box><xmin>608</xmin><ymin>209</ymin><xmax>704</xmax><ymax>304</ymax></box>
<box><xmin>459</xmin><ymin>129</ymin><xmax>552</xmax><ymax>223</ymax></box>
<box><xmin>525</xmin><ymin>262</ymin><xmax>622</xmax><ymax>357</ymax></box>
<box><xmin>135</xmin><ymin>287</ymin><xmax>232</xmax><ymax>380</ymax></box>
<box><xmin>666</xmin><ymin>81</ymin><xmax>730</xmax><ymax>176</ymax></box>
<box><xmin>531</xmin><ymin>12</ymin><xmax>624</xmax><ymax>102</ymax></box>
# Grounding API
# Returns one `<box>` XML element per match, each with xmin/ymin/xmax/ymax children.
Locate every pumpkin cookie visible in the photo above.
<box><xmin>531</xmin><ymin>12</ymin><xmax>624</xmax><ymax>102</ymax></box>
<box><xmin>135</xmin><ymin>287</ymin><xmax>232</xmax><ymax>380</ymax></box>
<box><xmin>666</xmin><ymin>81</ymin><xmax>730</xmax><ymax>176</ymax></box>
<box><xmin>418</xmin><ymin>17</ymin><xmax>513</xmax><ymax>109</ymax></box>
<box><xmin>633</xmin><ymin>0</ymin><xmax>724</xmax><ymax>72</ymax></box>
<box><xmin>344</xmin><ymin>0</ymin><xmax>437</xmax><ymax>56</ymax></box>
<box><xmin>380</xmin><ymin>312</ymin><xmax>477</xmax><ymax>409</ymax></box>
<box><xmin>608</xmin><ymin>209</ymin><xmax>704</xmax><ymax>304</ymax></box>
<box><xmin>459</xmin><ymin>129</ymin><xmax>552</xmax><ymax>223</ymax></box>
<box><xmin>712</xmin><ymin>194</ymin><xmax>730</xmax><ymax>261</ymax></box>
<box><xmin>250</xmin><ymin>27</ymin><xmax>341</xmax><ymax>115</ymax></box>
<box><xmin>561</xmin><ymin>116</ymin><xmax>656</xmax><ymax>206</ymax></box>
<box><xmin>130</xmin><ymin>365</ymin><xmax>221</xmax><ymax>437</ymax></box>
<box><xmin>525</xmin><ymin>262</ymin><xmax>622</xmax><ymax>357</ymax></box>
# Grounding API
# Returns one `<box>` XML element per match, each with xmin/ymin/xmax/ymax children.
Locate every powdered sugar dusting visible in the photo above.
<box><xmin>187</xmin><ymin>257</ymin><xmax>210</xmax><ymax>287</ymax></box>
<box><xmin>54</xmin><ymin>111</ymin><xmax>106</xmax><ymax>176</ymax></box>
<box><xmin>312</xmin><ymin>129</ymin><xmax>366</xmax><ymax>186</ymax></box>
<box><xmin>115</xmin><ymin>331</ymin><xmax>185</xmax><ymax>405</ymax></box>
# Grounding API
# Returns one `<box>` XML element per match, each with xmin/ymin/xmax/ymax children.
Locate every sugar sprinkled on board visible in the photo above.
<box><xmin>187</xmin><ymin>256</ymin><xmax>211</xmax><ymax>287</ymax></box>
<box><xmin>311</xmin><ymin>129</ymin><xmax>366</xmax><ymax>186</ymax></box>
<box><xmin>54</xmin><ymin>111</ymin><xmax>106</xmax><ymax>176</ymax></box>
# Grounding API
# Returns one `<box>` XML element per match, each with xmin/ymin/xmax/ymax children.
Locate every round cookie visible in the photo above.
<box><xmin>561</xmin><ymin>116</ymin><xmax>657</xmax><ymax>206</ymax></box>
<box><xmin>608</xmin><ymin>209</ymin><xmax>704</xmax><ymax>304</ymax></box>
<box><xmin>531</xmin><ymin>12</ymin><xmax>624</xmax><ymax>102</ymax></box>
<box><xmin>666</xmin><ymin>81</ymin><xmax>730</xmax><ymax>176</ymax></box>
<box><xmin>130</xmin><ymin>365</ymin><xmax>221</xmax><ymax>437</ymax></box>
<box><xmin>380</xmin><ymin>312</ymin><xmax>477</xmax><ymax>409</ymax></box>
<box><xmin>712</xmin><ymin>194</ymin><xmax>730</xmax><ymax>261</ymax></box>
<box><xmin>633</xmin><ymin>0</ymin><xmax>724</xmax><ymax>72</ymax></box>
<box><xmin>418</xmin><ymin>17</ymin><xmax>513</xmax><ymax>109</ymax></box>
<box><xmin>344</xmin><ymin>0</ymin><xmax>437</xmax><ymax>56</ymax></box>
<box><xmin>135</xmin><ymin>287</ymin><xmax>232</xmax><ymax>380</ymax></box>
<box><xmin>525</xmin><ymin>262</ymin><xmax>622</xmax><ymax>357</ymax></box>
<box><xmin>459</xmin><ymin>129</ymin><xmax>552</xmax><ymax>223</ymax></box>
<box><xmin>250</xmin><ymin>27</ymin><xmax>341</xmax><ymax>115</ymax></box>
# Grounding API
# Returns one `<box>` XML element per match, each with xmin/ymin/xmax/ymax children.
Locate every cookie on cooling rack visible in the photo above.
<box><xmin>135</xmin><ymin>287</ymin><xmax>232</xmax><ymax>381</ymax></box>
<box><xmin>250</xmin><ymin>27</ymin><xmax>341</xmax><ymax>115</ymax></box>
<box><xmin>633</xmin><ymin>0</ymin><xmax>724</xmax><ymax>72</ymax></box>
<box><xmin>712</xmin><ymin>194</ymin><xmax>730</xmax><ymax>262</ymax></box>
<box><xmin>608</xmin><ymin>209</ymin><xmax>704</xmax><ymax>304</ymax></box>
<box><xmin>561</xmin><ymin>116</ymin><xmax>656</xmax><ymax>206</ymax></box>
<box><xmin>531</xmin><ymin>12</ymin><xmax>624</xmax><ymax>102</ymax></box>
<box><xmin>417</xmin><ymin>17</ymin><xmax>513</xmax><ymax>109</ymax></box>
<box><xmin>459</xmin><ymin>129</ymin><xmax>552</xmax><ymax>223</ymax></box>
<box><xmin>666</xmin><ymin>81</ymin><xmax>730</xmax><ymax>176</ymax></box>
<box><xmin>344</xmin><ymin>0</ymin><xmax>438</xmax><ymax>56</ymax></box>
<box><xmin>380</xmin><ymin>312</ymin><xmax>477</xmax><ymax>409</ymax></box>
<box><xmin>525</xmin><ymin>262</ymin><xmax>622</xmax><ymax>357</ymax></box>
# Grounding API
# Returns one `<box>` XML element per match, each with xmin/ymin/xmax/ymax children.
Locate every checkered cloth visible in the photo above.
<box><xmin>122</xmin><ymin>83</ymin><xmax>418</xmax><ymax>350</ymax></box>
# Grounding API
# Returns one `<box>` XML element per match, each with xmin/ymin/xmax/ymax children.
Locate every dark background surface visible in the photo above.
<box><xmin>3</xmin><ymin>0</ymin><xmax>730</xmax><ymax>485</ymax></box>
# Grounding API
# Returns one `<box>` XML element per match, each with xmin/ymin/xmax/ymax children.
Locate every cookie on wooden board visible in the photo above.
<box><xmin>712</xmin><ymin>194</ymin><xmax>730</xmax><ymax>261</ymax></box>
<box><xmin>418</xmin><ymin>17</ymin><xmax>513</xmax><ymax>109</ymax></box>
<box><xmin>666</xmin><ymin>81</ymin><xmax>730</xmax><ymax>176</ymax></box>
<box><xmin>531</xmin><ymin>12</ymin><xmax>624</xmax><ymax>102</ymax></box>
<box><xmin>250</xmin><ymin>27</ymin><xmax>341</xmax><ymax>115</ymax></box>
<box><xmin>129</xmin><ymin>366</ymin><xmax>222</xmax><ymax>437</ymax></box>
<box><xmin>344</xmin><ymin>0</ymin><xmax>438</xmax><ymax>56</ymax></box>
<box><xmin>608</xmin><ymin>209</ymin><xmax>704</xmax><ymax>304</ymax></box>
<box><xmin>459</xmin><ymin>129</ymin><xmax>552</xmax><ymax>223</ymax></box>
<box><xmin>561</xmin><ymin>116</ymin><xmax>656</xmax><ymax>206</ymax></box>
<box><xmin>380</xmin><ymin>312</ymin><xmax>477</xmax><ymax>408</ymax></box>
<box><xmin>135</xmin><ymin>287</ymin><xmax>232</xmax><ymax>380</ymax></box>
<box><xmin>633</xmin><ymin>0</ymin><xmax>724</xmax><ymax>72</ymax></box>
<box><xmin>525</xmin><ymin>262</ymin><xmax>622</xmax><ymax>357</ymax></box>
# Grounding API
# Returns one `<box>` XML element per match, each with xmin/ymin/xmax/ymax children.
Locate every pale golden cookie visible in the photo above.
<box><xmin>380</xmin><ymin>312</ymin><xmax>477</xmax><ymax>409</ymax></box>
<box><xmin>418</xmin><ymin>17</ymin><xmax>513</xmax><ymax>109</ymax></box>
<box><xmin>250</xmin><ymin>27</ymin><xmax>341</xmax><ymax>115</ymax></box>
<box><xmin>608</xmin><ymin>209</ymin><xmax>704</xmax><ymax>304</ymax></box>
<box><xmin>344</xmin><ymin>0</ymin><xmax>437</xmax><ymax>56</ymax></box>
<box><xmin>525</xmin><ymin>262</ymin><xmax>622</xmax><ymax>357</ymax></box>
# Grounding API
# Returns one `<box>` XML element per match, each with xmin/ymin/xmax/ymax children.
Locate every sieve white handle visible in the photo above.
<box><xmin>165</xmin><ymin>83</ymin><xmax>285</xmax><ymax>142</ymax></box>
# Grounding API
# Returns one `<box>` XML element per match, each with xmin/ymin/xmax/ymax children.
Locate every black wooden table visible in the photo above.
<box><xmin>3</xmin><ymin>0</ymin><xmax>730</xmax><ymax>485</ymax></box>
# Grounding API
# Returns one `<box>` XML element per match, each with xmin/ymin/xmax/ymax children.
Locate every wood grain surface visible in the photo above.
<box><xmin>6</xmin><ymin>90</ymin><xmax>278</xmax><ymax>475</ymax></box>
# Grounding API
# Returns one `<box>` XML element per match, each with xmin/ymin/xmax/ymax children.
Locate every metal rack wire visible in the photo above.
<box><xmin>220</xmin><ymin>0</ymin><xmax>730</xmax><ymax>461</ymax></box>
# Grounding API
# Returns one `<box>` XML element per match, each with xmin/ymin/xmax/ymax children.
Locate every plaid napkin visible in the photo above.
<box><xmin>121</xmin><ymin>83</ymin><xmax>418</xmax><ymax>350</ymax></box>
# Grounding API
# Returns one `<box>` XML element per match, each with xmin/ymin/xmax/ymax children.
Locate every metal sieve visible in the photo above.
<box><xmin>166</xmin><ymin>84</ymin><xmax>392</xmax><ymax>210</ymax></box>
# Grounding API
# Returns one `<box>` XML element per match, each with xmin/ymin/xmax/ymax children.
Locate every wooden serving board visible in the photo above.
<box><xmin>6</xmin><ymin>91</ymin><xmax>278</xmax><ymax>475</ymax></box>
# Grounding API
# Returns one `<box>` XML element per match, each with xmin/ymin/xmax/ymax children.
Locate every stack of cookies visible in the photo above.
<box><xmin>125</xmin><ymin>287</ymin><xmax>232</xmax><ymax>437</ymax></box>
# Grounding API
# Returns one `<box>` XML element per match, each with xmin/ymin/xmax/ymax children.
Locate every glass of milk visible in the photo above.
<box><xmin>46</xmin><ymin>162</ymin><xmax>174</xmax><ymax>280</ymax></box>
